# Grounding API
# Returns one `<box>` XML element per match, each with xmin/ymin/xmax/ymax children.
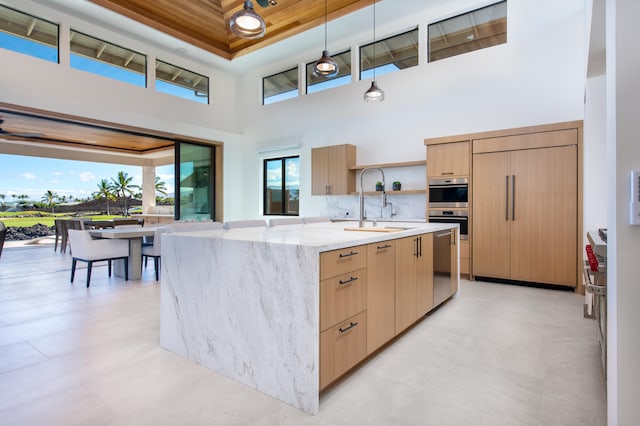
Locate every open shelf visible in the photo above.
<box><xmin>350</xmin><ymin>160</ymin><xmax>425</xmax><ymax>170</ymax></box>
<box><xmin>350</xmin><ymin>189</ymin><xmax>426</xmax><ymax>195</ymax></box>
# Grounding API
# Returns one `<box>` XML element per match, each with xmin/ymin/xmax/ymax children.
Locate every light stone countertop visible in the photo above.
<box><xmin>163</xmin><ymin>221</ymin><xmax>456</xmax><ymax>252</ymax></box>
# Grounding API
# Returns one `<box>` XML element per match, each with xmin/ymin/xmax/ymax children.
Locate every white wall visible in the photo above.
<box><xmin>0</xmin><ymin>0</ymin><xmax>587</xmax><ymax>223</ymax></box>
<box><xmin>606</xmin><ymin>0</ymin><xmax>640</xmax><ymax>424</ymax></box>
<box><xmin>235</xmin><ymin>0</ymin><xmax>586</xmax><ymax>218</ymax></box>
<box><xmin>584</xmin><ymin>75</ymin><xmax>608</xmax><ymax>235</ymax></box>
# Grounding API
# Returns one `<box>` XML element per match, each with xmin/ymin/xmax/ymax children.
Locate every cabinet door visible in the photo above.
<box><xmin>311</xmin><ymin>145</ymin><xmax>356</xmax><ymax>195</ymax></box>
<box><xmin>320</xmin><ymin>311</ymin><xmax>367</xmax><ymax>390</ymax></box>
<box><xmin>367</xmin><ymin>241</ymin><xmax>395</xmax><ymax>355</ymax></box>
<box><xmin>472</xmin><ymin>151</ymin><xmax>511</xmax><ymax>279</ymax></box>
<box><xmin>327</xmin><ymin>144</ymin><xmax>356</xmax><ymax>195</ymax></box>
<box><xmin>311</xmin><ymin>147</ymin><xmax>330</xmax><ymax>195</ymax></box>
<box><xmin>427</xmin><ymin>141</ymin><xmax>470</xmax><ymax>177</ymax></box>
<box><xmin>510</xmin><ymin>145</ymin><xmax>577</xmax><ymax>286</ymax></box>
<box><xmin>395</xmin><ymin>236</ymin><xmax>417</xmax><ymax>333</ymax></box>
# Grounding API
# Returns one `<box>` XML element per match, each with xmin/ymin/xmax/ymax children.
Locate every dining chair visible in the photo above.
<box><xmin>269</xmin><ymin>218</ymin><xmax>304</xmax><ymax>226</ymax></box>
<box><xmin>0</xmin><ymin>221</ymin><xmax>6</xmax><ymax>260</ymax></box>
<box><xmin>223</xmin><ymin>220</ymin><xmax>268</xmax><ymax>229</ymax></box>
<box><xmin>141</xmin><ymin>227</ymin><xmax>168</xmax><ymax>281</ymax></box>
<box><xmin>67</xmin><ymin>229</ymin><xmax>129</xmax><ymax>287</ymax></box>
<box><xmin>54</xmin><ymin>219</ymin><xmax>65</xmax><ymax>252</ymax></box>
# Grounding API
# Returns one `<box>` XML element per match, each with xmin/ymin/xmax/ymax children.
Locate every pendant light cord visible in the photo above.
<box><xmin>324</xmin><ymin>0</ymin><xmax>328</xmax><ymax>50</ymax></box>
<box><xmin>372</xmin><ymin>0</ymin><xmax>376</xmax><ymax>81</ymax></box>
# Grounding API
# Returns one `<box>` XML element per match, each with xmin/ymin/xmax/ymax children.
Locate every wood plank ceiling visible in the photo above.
<box><xmin>88</xmin><ymin>0</ymin><xmax>374</xmax><ymax>60</ymax></box>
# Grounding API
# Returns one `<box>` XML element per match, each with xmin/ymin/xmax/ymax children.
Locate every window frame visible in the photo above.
<box><xmin>69</xmin><ymin>29</ymin><xmax>147</xmax><ymax>87</ymax></box>
<box><xmin>262</xmin><ymin>66</ymin><xmax>299</xmax><ymax>105</ymax></box>
<box><xmin>0</xmin><ymin>4</ymin><xmax>59</xmax><ymax>63</ymax></box>
<box><xmin>155</xmin><ymin>59</ymin><xmax>210</xmax><ymax>104</ymax></box>
<box><xmin>359</xmin><ymin>27</ymin><xmax>419</xmax><ymax>81</ymax></box>
<box><xmin>427</xmin><ymin>0</ymin><xmax>507</xmax><ymax>63</ymax></box>
<box><xmin>263</xmin><ymin>155</ymin><xmax>300</xmax><ymax>216</ymax></box>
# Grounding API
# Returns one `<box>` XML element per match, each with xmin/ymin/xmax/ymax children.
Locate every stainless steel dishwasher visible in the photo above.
<box><xmin>433</xmin><ymin>230</ymin><xmax>453</xmax><ymax>307</ymax></box>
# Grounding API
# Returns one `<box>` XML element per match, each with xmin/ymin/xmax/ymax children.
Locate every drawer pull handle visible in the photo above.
<box><xmin>339</xmin><ymin>276</ymin><xmax>358</xmax><ymax>285</ymax></box>
<box><xmin>339</xmin><ymin>322</ymin><xmax>359</xmax><ymax>333</ymax></box>
<box><xmin>339</xmin><ymin>251</ymin><xmax>358</xmax><ymax>258</ymax></box>
<box><xmin>377</xmin><ymin>244</ymin><xmax>391</xmax><ymax>250</ymax></box>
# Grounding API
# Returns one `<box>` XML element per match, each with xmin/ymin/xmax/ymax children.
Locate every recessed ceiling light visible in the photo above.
<box><xmin>466</xmin><ymin>34</ymin><xmax>475</xmax><ymax>40</ymax></box>
<box><xmin>176</xmin><ymin>47</ymin><xmax>188</xmax><ymax>54</ymax></box>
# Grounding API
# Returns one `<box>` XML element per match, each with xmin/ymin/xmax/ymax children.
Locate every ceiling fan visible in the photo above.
<box><xmin>255</xmin><ymin>0</ymin><xmax>277</xmax><ymax>6</ymax></box>
<box><xmin>0</xmin><ymin>118</ymin><xmax>44</xmax><ymax>138</ymax></box>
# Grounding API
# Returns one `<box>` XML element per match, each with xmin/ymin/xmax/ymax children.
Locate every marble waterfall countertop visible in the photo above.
<box><xmin>160</xmin><ymin>221</ymin><xmax>458</xmax><ymax>415</ymax></box>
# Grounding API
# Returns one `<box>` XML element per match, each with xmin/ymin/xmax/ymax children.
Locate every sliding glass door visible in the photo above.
<box><xmin>176</xmin><ymin>141</ymin><xmax>215</xmax><ymax>221</ymax></box>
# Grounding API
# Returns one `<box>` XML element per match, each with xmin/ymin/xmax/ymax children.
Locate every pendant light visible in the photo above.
<box><xmin>313</xmin><ymin>0</ymin><xmax>339</xmax><ymax>78</ymax></box>
<box><xmin>230</xmin><ymin>0</ymin><xmax>266</xmax><ymax>40</ymax></box>
<box><xmin>363</xmin><ymin>0</ymin><xmax>384</xmax><ymax>102</ymax></box>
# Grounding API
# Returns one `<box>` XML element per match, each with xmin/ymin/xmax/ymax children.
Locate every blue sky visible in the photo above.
<box><xmin>0</xmin><ymin>154</ymin><xmax>174</xmax><ymax>202</ymax></box>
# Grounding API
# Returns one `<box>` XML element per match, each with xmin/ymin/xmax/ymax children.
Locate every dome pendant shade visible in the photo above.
<box><xmin>364</xmin><ymin>81</ymin><xmax>385</xmax><ymax>102</ymax></box>
<box><xmin>230</xmin><ymin>0</ymin><xmax>266</xmax><ymax>39</ymax></box>
<box><xmin>313</xmin><ymin>51</ymin><xmax>339</xmax><ymax>77</ymax></box>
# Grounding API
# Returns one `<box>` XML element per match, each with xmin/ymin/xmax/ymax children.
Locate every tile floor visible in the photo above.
<box><xmin>0</xmin><ymin>244</ymin><xmax>606</xmax><ymax>425</ymax></box>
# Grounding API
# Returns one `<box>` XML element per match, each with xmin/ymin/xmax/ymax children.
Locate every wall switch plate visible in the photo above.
<box><xmin>630</xmin><ymin>170</ymin><xmax>640</xmax><ymax>225</ymax></box>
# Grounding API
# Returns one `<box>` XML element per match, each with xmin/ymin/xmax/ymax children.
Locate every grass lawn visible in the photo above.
<box><xmin>0</xmin><ymin>212</ymin><xmax>125</xmax><ymax>228</ymax></box>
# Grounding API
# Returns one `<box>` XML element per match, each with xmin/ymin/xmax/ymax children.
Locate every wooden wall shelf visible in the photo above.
<box><xmin>350</xmin><ymin>160</ymin><xmax>425</xmax><ymax>170</ymax></box>
<box><xmin>350</xmin><ymin>189</ymin><xmax>426</xmax><ymax>195</ymax></box>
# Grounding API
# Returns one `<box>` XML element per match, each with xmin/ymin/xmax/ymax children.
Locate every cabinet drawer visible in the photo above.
<box><xmin>320</xmin><ymin>245</ymin><xmax>366</xmax><ymax>280</ymax></box>
<box><xmin>320</xmin><ymin>269</ymin><xmax>367</xmax><ymax>331</ymax></box>
<box><xmin>320</xmin><ymin>311</ymin><xmax>367</xmax><ymax>390</ymax></box>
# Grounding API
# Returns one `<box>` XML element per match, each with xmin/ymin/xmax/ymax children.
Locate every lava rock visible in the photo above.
<box><xmin>5</xmin><ymin>224</ymin><xmax>55</xmax><ymax>241</ymax></box>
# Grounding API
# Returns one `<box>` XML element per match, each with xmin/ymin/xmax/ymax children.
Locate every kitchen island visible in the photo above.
<box><xmin>160</xmin><ymin>221</ymin><xmax>458</xmax><ymax>414</ymax></box>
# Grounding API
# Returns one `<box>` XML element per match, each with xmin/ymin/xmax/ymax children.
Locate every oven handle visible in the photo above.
<box><xmin>428</xmin><ymin>185</ymin><xmax>468</xmax><ymax>191</ymax></box>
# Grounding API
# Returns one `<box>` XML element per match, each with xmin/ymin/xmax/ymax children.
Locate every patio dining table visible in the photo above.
<box><xmin>88</xmin><ymin>227</ymin><xmax>160</xmax><ymax>280</ymax></box>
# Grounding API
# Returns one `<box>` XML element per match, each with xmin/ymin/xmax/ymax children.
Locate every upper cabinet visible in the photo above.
<box><xmin>426</xmin><ymin>141</ymin><xmax>470</xmax><ymax>178</ymax></box>
<box><xmin>311</xmin><ymin>144</ymin><xmax>356</xmax><ymax>195</ymax></box>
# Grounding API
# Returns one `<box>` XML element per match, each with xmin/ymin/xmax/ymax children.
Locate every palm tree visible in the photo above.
<box><xmin>92</xmin><ymin>179</ymin><xmax>115</xmax><ymax>215</ymax></box>
<box><xmin>41</xmin><ymin>190</ymin><xmax>59</xmax><ymax>213</ymax></box>
<box><xmin>0</xmin><ymin>193</ymin><xmax>5</xmax><ymax>206</ymax></box>
<box><xmin>110</xmin><ymin>171</ymin><xmax>139</xmax><ymax>216</ymax></box>
<box><xmin>155</xmin><ymin>176</ymin><xmax>168</xmax><ymax>196</ymax></box>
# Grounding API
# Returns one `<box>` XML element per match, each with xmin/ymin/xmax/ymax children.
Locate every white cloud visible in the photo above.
<box><xmin>20</xmin><ymin>172</ymin><xmax>36</xmax><ymax>180</ymax></box>
<box><xmin>52</xmin><ymin>171</ymin><xmax>64</xmax><ymax>176</ymax></box>
<box><xmin>50</xmin><ymin>179</ymin><xmax>60</xmax><ymax>184</ymax></box>
<box><xmin>79</xmin><ymin>172</ymin><xmax>95</xmax><ymax>182</ymax></box>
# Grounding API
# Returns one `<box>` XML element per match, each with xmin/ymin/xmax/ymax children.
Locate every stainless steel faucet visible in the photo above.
<box><xmin>359</xmin><ymin>167</ymin><xmax>387</xmax><ymax>227</ymax></box>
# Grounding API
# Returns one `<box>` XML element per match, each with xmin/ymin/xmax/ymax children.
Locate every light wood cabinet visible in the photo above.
<box><xmin>319</xmin><ymin>245</ymin><xmax>367</xmax><ymax>389</ymax></box>
<box><xmin>459</xmin><ymin>240</ymin><xmax>469</xmax><ymax>275</ymax></box>
<box><xmin>320</xmin><ymin>269</ymin><xmax>366</xmax><ymax>332</ymax></box>
<box><xmin>312</xmin><ymin>144</ymin><xmax>356</xmax><ymax>195</ymax></box>
<box><xmin>320</xmin><ymin>244</ymin><xmax>366</xmax><ymax>280</ymax></box>
<box><xmin>427</xmin><ymin>141</ymin><xmax>470</xmax><ymax>178</ymax></box>
<box><xmin>472</xmin><ymin>136</ymin><xmax>578</xmax><ymax>287</ymax></box>
<box><xmin>366</xmin><ymin>241</ymin><xmax>396</xmax><ymax>355</ymax></box>
<box><xmin>395</xmin><ymin>234</ymin><xmax>434</xmax><ymax>333</ymax></box>
<box><xmin>320</xmin><ymin>311</ymin><xmax>367</xmax><ymax>389</ymax></box>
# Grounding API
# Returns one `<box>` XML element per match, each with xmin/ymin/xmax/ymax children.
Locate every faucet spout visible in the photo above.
<box><xmin>359</xmin><ymin>167</ymin><xmax>387</xmax><ymax>228</ymax></box>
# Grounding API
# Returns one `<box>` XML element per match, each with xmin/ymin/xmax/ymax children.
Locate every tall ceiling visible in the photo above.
<box><xmin>87</xmin><ymin>0</ymin><xmax>374</xmax><ymax>60</ymax></box>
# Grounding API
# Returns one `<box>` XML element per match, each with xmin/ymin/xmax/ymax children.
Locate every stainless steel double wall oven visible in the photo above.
<box><xmin>428</xmin><ymin>177</ymin><xmax>468</xmax><ymax>240</ymax></box>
